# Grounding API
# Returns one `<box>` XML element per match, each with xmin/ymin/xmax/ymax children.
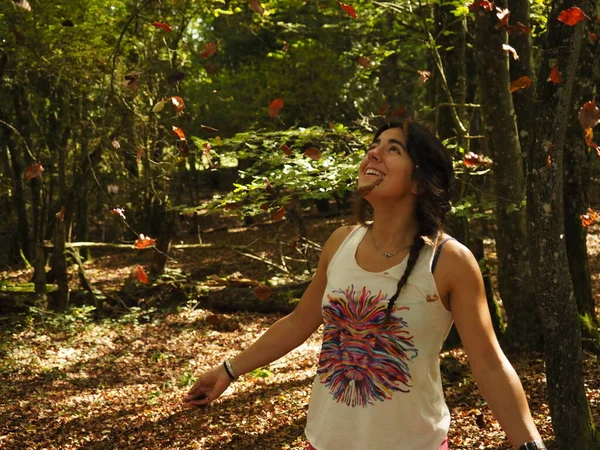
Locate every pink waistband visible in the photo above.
<box><xmin>306</xmin><ymin>438</ymin><xmax>449</xmax><ymax>450</ymax></box>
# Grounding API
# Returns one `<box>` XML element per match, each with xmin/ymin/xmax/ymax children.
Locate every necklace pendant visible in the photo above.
<box><xmin>381</xmin><ymin>251</ymin><xmax>396</xmax><ymax>258</ymax></box>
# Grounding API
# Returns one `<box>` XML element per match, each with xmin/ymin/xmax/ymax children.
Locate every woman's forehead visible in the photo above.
<box><xmin>375</xmin><ymin>127</ymin><xmax>407</xmax><ymax>143</ymax></box>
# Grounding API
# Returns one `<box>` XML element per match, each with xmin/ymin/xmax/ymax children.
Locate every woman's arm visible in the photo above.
<box><xmin>439</xmin><ymin>242</ymin><xmax>544</xmax><ymax>450</ymax></box>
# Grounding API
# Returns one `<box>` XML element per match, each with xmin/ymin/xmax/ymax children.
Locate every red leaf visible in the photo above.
<box><xmin>391</xmin><ymin>106</ymin><xmax>408</xmax><ymax>117</ymax></box>
<box><xmin>205</xmin><ymin>61</ymin><xmax>219</xmax><ymax>74</ymax></box>
<box><xmin>417</xmin><ymin>70</ymin><xmax>431</xmax><ymax>83</ymax></box>
<box><xmin>135</xmin><ymin>234</ymin><xmax>156</xmax><ymax>249</ymax></box>
<box><xmin>510</xmin><ymin>76</ymin><xmax>532</xmax><ymax>93</ymax></box>
<box><xmin>338</xmin><ymin>1</ymin><xmax>357</xmax><ymax>18</ymax></box>
<box><xmin>580</xmin><ymin>208</ymin><xmax>599</xmax><ymax>227</ymax></box>
<box><xmin>254</xmin><ymin>284</ymin><xmax>272</xmax><ymax>301</ymax></box>
<box><xmin>469</xmin><ymin>0</ymin><xmax>494</xmax><ymax>11</ymax></box>
<box><xmin>557</xmin><ymin>7</ymin><xmax>588</xmax><ymax>26</ymax></box>
<box><xmin>502</xmin><ymin>44</ymin><xmax>519</xmax><ymax>60</ymax></box>
<box><xmin>379</xmin><ymin>103</ymin><xmax>390</xmax><ymax>116</ymax></box>
<box><xmin>249</xmin><ymin>0</ymin><xmax>265</xmax><ymax>15</ymax></box>
<box><xmin>112</xmin><ymin>208</ymin><xmax>126</xmax><ymax>220</ymax></box>
<box><xmin>24</xmin><ymin>163</ymin><xmax>44</xmax><ymax>181</ymax></box>
<box><xmin>512</xmin><ymin>22</ymin><xmax>531</xmax><ymax>34</ymax></box>
<box><xmin>463</xmin><ymin>152</ymin><xmax>492</xmax><ymax>167</ymax></box>
<box><xmin>264</xmin><ymin>179</ymin><xmax>274</xmax><ymax>194</ymax></box>
<box><xmin>358</xmin><ymin>56</ymin><xmax>371</xmax><ymax>68</ymax></box>
<box><xmin>177</xmin><ymin>140</ymin><xmax>189</xmax><ymax>156</ymax></box>
<box><xmin>200</xmin><ymin>42</ymin><xmax>218</xmax><ymax>59</ymax></box>
<box><xmin>172</xmin><ymin>126</ymin><xmax>186</xmax><ymax>140</ymax></box>
<box><xmin>280</xmin><ymin>144</ymin><xmax>292</xmax><ymax>155</ymax></box>
<box><xmin>589</xmin><ymin>32</ymin><xmax>598</xmax><ymax>42</ymax></box>
<box><xmin>495</xmin><ymin>8</ymin><xmax>510</xmax><ymax>29</ymax></box>
<box><xmin>272</xmin><ymin>206</ymin><xmax>286</xmax><ymax>222</ymax></box>
<box><xmin>304</xmin><ymin>147</ymin><xmax>321</xmax><ymax>160</ymax></box>
<box><xmin>170</xmin><ymin>96</ymin><xmax>185</xmax><ymax>114</ymax></box>
<box><xmin>549</xmin><ymin>65</ymin><xmax>563</xmax><ymax>84</ymax></box>
<box><xmin>268</xmin><ymin>98</ymin><xmax>284</xmax><ymax>118</ymax></box>
<box><xmin>578</xmin><ymin>101</ymin><xmax>600</xmax><ymax>129</ymax></box>
<box><xmin>136</xmin><ymin>266</ymin><xmax>150</xmax><ymax>284</ymax></box>
<box><xmin>152</xmin><ymin>22</ymin><xmax>172</xmax><ymax>32</ymax></box>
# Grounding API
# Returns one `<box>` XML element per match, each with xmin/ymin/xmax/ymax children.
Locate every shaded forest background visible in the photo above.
<box><xmin>1</xmin><ymin>0</ymin><xmax>599</xmax><ymax>449</ymax></box>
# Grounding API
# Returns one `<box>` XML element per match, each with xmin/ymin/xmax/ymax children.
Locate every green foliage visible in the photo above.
<box><xmin>248</xmin><ymin>367</ymin><xmax>274</xmax><ymax>378</ymax></box>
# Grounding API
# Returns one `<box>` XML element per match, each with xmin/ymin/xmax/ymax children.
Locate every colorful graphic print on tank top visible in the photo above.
<box><xmin>316</xmin><ymin>285</ymin><xmax>419</xmax><ymax>408</ymax></box>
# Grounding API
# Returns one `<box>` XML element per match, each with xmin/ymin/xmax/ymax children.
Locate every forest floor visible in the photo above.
<box><xmin>0</xmin><ymin>213</ymin><xmax>599</xmax><ymax>450</ymax></box>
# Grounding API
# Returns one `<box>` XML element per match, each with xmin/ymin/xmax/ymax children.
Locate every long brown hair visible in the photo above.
<box><xmin>356</xmin><ymin>121</ymin><xmax>454</xmax><ymax>321</ymax></box>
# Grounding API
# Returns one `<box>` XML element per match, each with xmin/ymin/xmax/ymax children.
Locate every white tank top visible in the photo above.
<box><xmin>305</xmin><ymin>226</ymin><xmax>454</xmax><ymax>450</ymax></box>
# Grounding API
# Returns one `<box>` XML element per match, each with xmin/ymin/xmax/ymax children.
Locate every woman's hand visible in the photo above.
<box><xmin>182</xmin><ymin>364</ymin><xmax>231</xmax><ymax>408</ymax></box>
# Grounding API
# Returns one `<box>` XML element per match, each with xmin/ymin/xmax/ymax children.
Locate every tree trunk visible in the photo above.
<box><xmin>52</xmin><ymin>217</ymin><xmax>69</xmax><ymax>309</ymax></box>
<box><xmin>507</xmin><ymin>0</ymin><xmax>535</xmax><ymax>175</ymax></box>
<box><xmin>527</xmin><ymin>0</ymin><xmax>600</xmax><ymax>447</ymax></box>
<box><xmin>563</xmin><ymin>29</ymin><xmax>599</xmax><ymax>333</ymax></box>
<box><xmin>150</xmin><ymin>209</ymin><xmax>178</xmax><ymax>277</ymax></box>
<box><xmin>473</xmin><ymin>4</ymin><xmax>541</xmax><ymax>351</ymax></box>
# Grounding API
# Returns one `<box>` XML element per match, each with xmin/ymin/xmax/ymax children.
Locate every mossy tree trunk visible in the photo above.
<box><xmin>473</xmin><ymin>3</ymin><xmax>541</xmax><ymax>351</ymax></box>
<box><xmin>527</xmin><ymin>0</ymin><xmax>600</xmax><ymax>447</ymax></box>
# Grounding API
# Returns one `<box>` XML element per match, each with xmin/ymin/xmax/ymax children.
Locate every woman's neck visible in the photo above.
<box><xmin>369</xmin><ymin>205</ymin><xmax>420</xmax><ymax>248</ymax></box>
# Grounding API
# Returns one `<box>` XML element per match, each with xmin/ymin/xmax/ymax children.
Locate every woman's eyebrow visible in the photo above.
<box><xmin>388</xmin><ymin>138</ymin><xmax>407</xmax><ymax>150</ymax></box>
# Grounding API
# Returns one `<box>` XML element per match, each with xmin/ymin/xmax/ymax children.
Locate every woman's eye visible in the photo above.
<box><xmin>389</xmin><ymin>147</ymin><xmax>401</xmax><ymax>154</ymax></box>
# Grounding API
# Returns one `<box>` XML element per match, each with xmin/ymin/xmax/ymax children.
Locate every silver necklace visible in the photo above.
<box><xmin>369</xmin><ymin>227</ymin><xmax>412</xmax><ymax>258</ymax></box>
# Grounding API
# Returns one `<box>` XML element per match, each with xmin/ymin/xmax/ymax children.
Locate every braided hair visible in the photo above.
<box><xmin>356</xmin><ymin>121</ymin><xmax>455</xmax><ymax>323</ymax></box>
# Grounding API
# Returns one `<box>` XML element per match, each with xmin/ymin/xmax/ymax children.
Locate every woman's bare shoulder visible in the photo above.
<box><xmin>322</xmin><ymin>224</ymin><xmax>360</xmax><ymax>261</ymax></box>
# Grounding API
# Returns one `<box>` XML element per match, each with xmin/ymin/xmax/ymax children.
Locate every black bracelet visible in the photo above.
<box><xmin>223</xmin><ymin>361</ymin><xmax>236</xmax><ymax>381</ymax></box>
<box><xmin>518</xmin><ymin>441</ymin><xmax>546</xmax><ymax>450</ymax></box>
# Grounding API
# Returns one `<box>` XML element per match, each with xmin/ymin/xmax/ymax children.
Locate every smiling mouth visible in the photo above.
<box><xmin>365</xmin><ymin>168</ymin><xmax>385</xmax><ymax>177</ymax></box>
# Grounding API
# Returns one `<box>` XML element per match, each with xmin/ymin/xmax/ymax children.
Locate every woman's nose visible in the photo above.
<box><xmin>367</xmin><ymin>147</ymin><xmax>381</xmax><ymax>160</ymax></box>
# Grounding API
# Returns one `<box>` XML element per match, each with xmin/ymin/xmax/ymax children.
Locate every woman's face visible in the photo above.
<box><xmin>358</xmin><ymin>127</ymin><xmax>417</xmax><ymax>201</ymax></box>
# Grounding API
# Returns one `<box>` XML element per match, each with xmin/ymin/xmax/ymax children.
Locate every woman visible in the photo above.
<box><xmin>183</xmin><ymin>122</ymin><xmax>546</xmax><ymax>450</ymax></box>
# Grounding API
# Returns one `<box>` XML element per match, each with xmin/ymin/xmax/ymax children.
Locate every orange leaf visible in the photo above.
<box><xmin>557</xmin><ymin>7</ymin><xmax>588</xmax><ymax>26</ymax></box>
<box><xmin>580</xmin><ymin>208</ymin><xmax>599</xmax><ymax>227</ymax></box>
<box><xmin>268</xmin><ymin>98</ymin><xmax>284</xmax><ymax>118</ymax></box>
<box><xmin>172</xmin><ymin>126</ymin><xmax>186</xmax><ymax>140</ymax></box>
<box><xmin>254</xmin><ymin>284</ymin><xmax>272</xmax><ymax>301</ymax></box>
<box><xmin>200</xmin><ymin>42</ymin><xmax>218</xmax><ymax>59</ymax></box>
<box><xmin>170</xmin><ymin>96</ymin><xmax>185</xmax><ymax>114</ymax></box>
<box><xmin>136</xmin><ymin>147</ymin><xmax>144</xmax><ymax>164</ymax></box>
<box><xmin>56</xmin><ymin>206</ymin><xmax>66</xmax><ymax>222</ymax></box>
<box><xmin>463</xmin><ymin>152</ymin><xmax>492</xmax><ymax>167</ymax></box>
<box><xmin>136</xmin><ymin>265</ymin><xmax>150</xmax><ymax>284</ymax></box>
<box><xmin>469</xmin><ymin>0</ymin><xmax>493</xmax><ymax>11</ymax></box>
<box><xmin>338</xmin><ymin>1</ymin><xmax>357</xmax><ymax>18</ymax></box>
<box><xmin>417</xmin><ymin>70</ymin><xmax>431</xmax><ymax>83</ymax></box>
<box><xmin>249</xmin><ymin>0</ymin><xmax>264</xmax><ymax>15</ymax></box>
<box><xmin>24</xmin><ymin>163</ymin><xmax>44</xmax><ymax>181</ymax></box>
<box><xmin>135</xmin><ymin>234</ymin><xmax>156</xmax><ymax>249</ymax></box>
<box><xmin>358</xmin><ymin>56</ymin><xmax>371</xmax><ymax>67</ymax></box>
<box><xmin>589</xmin><ymin>32</ymin><xmax>599</xmax><ymax>42</ymax></box>
<box><xmin>304</xmin><ymin>147</ymin><xmax>321</xmax><ymax>160</ymax></box>
<box><xmin>509</xmin><ymin>76</ymin><xmax>532</xmax><ymax>93</ymax></box>
<box><xmin>152</xmin><ymin>22</ymin><xmax>172</xmax><ymax>32</ymax></box>
<box><xmin>272</xmin><ymin>206</ymin><xmax>286</xmax><ymax>222</ymax></box>
<box><xmin>549</xmin><ymin>65</ymin><xmax>563</xmax><ymax>84</ymax></box>
<box><xmin>112</xmin><ymin>208</ymin><xmax>126</xmax><ymax>220</ymax></box>
<box><xmin>280</xmin><ymin>143</ymin><xmax>292</xmax><ymax>155</ymax></box>
<box><xmin>578</xmin><ymin>100</ymin><xmax>600</xmax><ymax>129</ymax></box>
<box><xmin>502</xmin><ymin>44</ymin><xmax>519</xmax><ymax>60</ymax></box>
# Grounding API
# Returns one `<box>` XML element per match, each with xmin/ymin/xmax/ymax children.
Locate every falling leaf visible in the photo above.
<box><xmin>391</xmin><ymin>106</ymin><xmax>408</xmax><ymax>117</ymax></box>
<box><xmin>136</xmin><ymin>147</ymin><xmax>144</xmax><ymax>164</ymax></box>
<box><xmin>304</xmin><ymin>147</ymin><xmax>321</xmax><ymax>160</ymax></box>
<box><xmin>177</xmin><ymin>140</ymin><xmax>189</xmax><ymax>156</ymax></box>
<box><xmin>580</xmin><ymin>208</ymin><xmax>599</xmax><ymax>227</ymax></box>
<box><xmin>205</xmin><ymin>61</ymin><xmax>219</xmax><ymax>74</ymax></box>
<box><xmin>152</xmin><ymin>98</ymin><xmax>166</xmax><ymax>113</ymax></box>
<box><xmin>272</xmin><ymin>206</ymin><xmax>286</xmax><ymax>222</ymax></box>
<box><xmin>469</xmin><ymin>0</ymin><xmax>494</xmax><ymax>11</ymax></box>
<box><xmin>549</xmin><ymin>65</ymin><xmax>563</xmax><ymax>84</ymax></box>
<box><xmin>338</xmin><ymin>1</ymin><xmax>357</xmax><ymax>18</ymax></box>
<box><xmin>578</xmin><ymin>100</ymin><xmax>600</xmax><ymax>129</ymax></box>
<box><xmin>502</xmin><ymin>44</ymin><xmax>519</xmax><ymax>60</ymax></box>
<box><xmin>152</xmin><ymin>22</ymin><xmax>172</xmax><ymax>32</ymax></box>
<box><xmin>13</xmin><ymin>0</ymin><xmax>31</xmax><ymax>11</ymax></box>
<box><xmin>202</xmin><ymin>142</ymin><xmax>213</xmax><ymax>168</ymax></box>
<box><xmin>249</xmin><ymin>0</ymin><xmax>264</xmax><ymax>15</ymax></box>
<box><xmin>509</xmin><ymin>22</ymin><xmax>531</xmax><ymax>34</ymax></box>
<box><xmin>135</xmin><ymin>234</ymin><xmax>156</xmax><ymax>249</ymax></box>
<box><xmin>61</xmin><ymin>19</ymin><xmax>74</xmax><ymax>27</ymax></box>
<box><xmin>254</xmin><ymin>284</ymin><xmax>272</xmax><ymax>300</ymax></box>
<box><xmin>417</xmin><ymin>70</ymin><xmax>431</xmax><ymax>83</ymax></box>
<box><xmin>544</xmin><ymin>142</ymin><xmax>554</xmax><ymax>168</ymax></box>
<box><xmin>282</xmin><ymin>41</ymin><xmax>289</xmax><ymax>52</ymax></box>
<box><xmin>379</xmin><ymin>103</ymin><xmax>390</xmax><ymax>116</ymax></box>
<box><xmin>112</xmin><ymin>138</ymin><xmax>121</xmax><ymax>149</ymax></box>
<box><xmin>264</xmin><ymin>179</ymin><xmax>274</xmax><ymax>194</ymax></box>
<box><xmin>557</xmin><ymin>7</ymin><xmax>587</xmax><ymax>26</ymax></box>
<box><xmin>112</xmin><ymin>208</ymin><xmax>126</xmax><ymax>220</ymax></box>
<box><xmin>463</xmin><ymin>152</ymin><xmax>492</xmax><ymax>167</ymax></box>
<box><xmin>56</xmin><ymin>206</ymin><xmax>66</xmax><ymax>222</ymax></box>
<box><xmin>510</xmin><ymin>76</ymin><xmax>532</xmax><ymax>93</ymax></box>
<box><xmin>260</xmin><ymin>203</ymin><xmax>270</xmax><ymax>211</ymax></box>
<box><xmin>172</xmin><ymin>126</ymin><xmax>186</xmax><ymax>140</ymax></box>
<box><xmin>495</xmin><ymin>8</ymin><xmax>510</xmax><ymax>29</ymax></box>
<box><xmin>123</xmin><ymin>73</ymin><xmax>139</xmax><ymax>90</ymax></box>
<box><xmin>200</xmin><ymin>42</ymin><xmax>218</xmax><ymax>59</ymax></box>
<box><xmin>281</xmin><ymin>144</ymin><xmax>292</xmax><ymax>155</ymax></box>
<box><xmin>268</xmin><ymin>98</ymin><xmax>284</xmax><ymax>118</ymax></box>
<box><xmin>136</xmin><ymin>266</ymin><xmax>150</xmax><ymax>284</ymax></box>
<box><xmin>589</xmin><ymin>32</ymin><xmax>599</xmax><ymax>42</ymax></box>
<box><xmin>170</xmin><ymin>96</ymin><xmax>185</xmax><ymax>114</ymax></box>
<box><xmin>358</xmin><ymin>56</ymin><xmax>371</xmax><ymax>67</ymax></box>
<box><xmin>24</xmin><ymin>163</ymin><xmax>44</xmax><ymax>181</ymax></box>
